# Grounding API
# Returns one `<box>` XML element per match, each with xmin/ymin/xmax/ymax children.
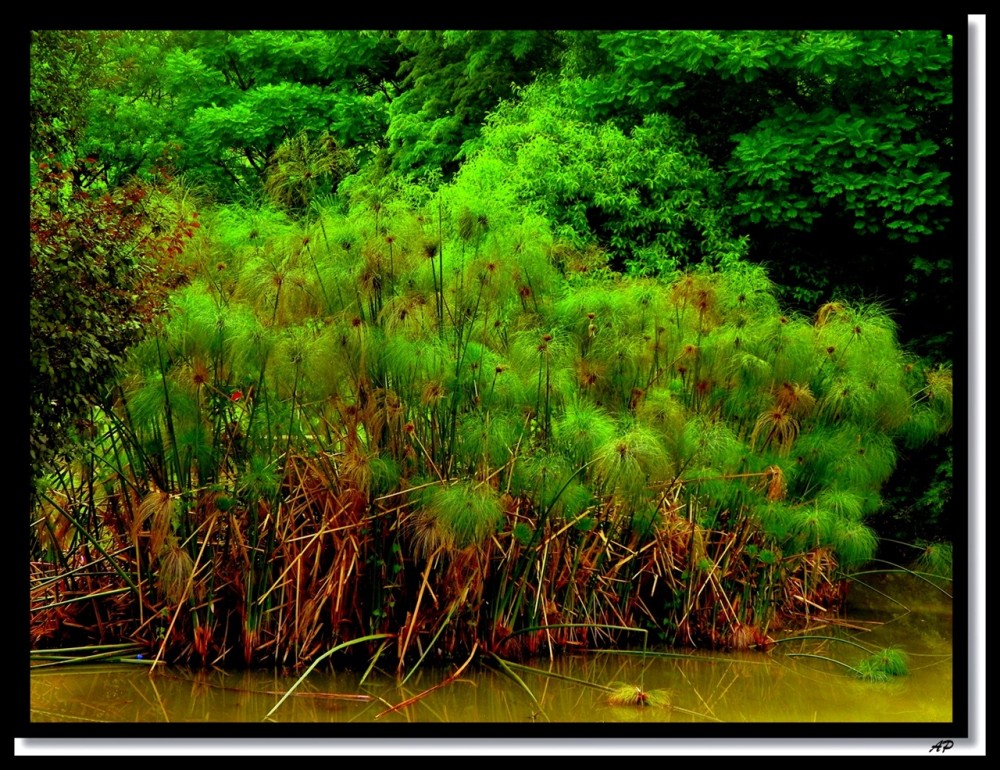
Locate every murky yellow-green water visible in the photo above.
<box><xmin>29</xmin><ymin>575</ymin><xmax>953</xmax><ymax>724</ymax></box>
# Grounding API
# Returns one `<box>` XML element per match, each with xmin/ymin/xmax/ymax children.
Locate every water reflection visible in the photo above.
<box><xmin>30</xmin><ymin>574</ymin><xmax>952</xmax><ymax>724</ymax></box>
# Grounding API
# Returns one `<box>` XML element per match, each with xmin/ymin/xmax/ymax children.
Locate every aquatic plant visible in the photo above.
<box><xmin>855</xmin><ymin>648</ymin><xmax>910</xmax><ymax>682</ymax></box>
<box><xmin>29</xmin><ymin>175</ymin><xmax>950</xmax><ymax>670</ymax></box>
<box><xmin>607</xmin><ymin>683</ymin><xmax>672</xmax><ymax>708</ymax></box>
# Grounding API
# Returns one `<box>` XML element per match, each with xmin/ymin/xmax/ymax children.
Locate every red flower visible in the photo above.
<box><xmin>231</xmin><ymin>391</ymin><xmax>243</xmax><ymax>402</ymax></box>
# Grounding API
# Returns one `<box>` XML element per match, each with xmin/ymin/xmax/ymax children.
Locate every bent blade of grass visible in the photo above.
<box><xmin>30</xmin><ymin>647</ymin><xmax>145</xmax><ymax>668</ymax></box>
<box><xmin>669</xmin><ymin>703</ymin><xmax>722</xmax><ymax>721</ymax></box>
<box><xmin>30</xmin><ymin>643</ymin><xmax>142</xmax><ymax>655</ymax></box>
<box><xmin>488</xmin><ymin>653</ymin><xmax>546</xmax><ymax>711</ymax></box>
<box><xmin>265</xmin><ymin>633</ymin><xmax>393</xmax><ymax>720</ymax></box>
<box><xmin>32</xmin><ymin>587</ymin><xmax>133</xmax><ymax>612</ymax></box>
<box><xmin>848</xmin><ymin>561</ymin><xmax>953</xmax><ymax>598</ymax></box>
<box><xmin>30</xmin><ymin>708</ymin><xmax>106</xmax><ymax>723</ymax></box>
<box><xmin>359</xmin><ymin>639</ymin><xmax>391</xmax><ymax>687</ymax></box>
<box><xmin>592</xmin><ymin>648</ymin><xmax>774</xmax><ymax>666</ymax></box>
<box><xmin>843</xmin><ymin>576</ymin><xmax>912</xmax><ymax>613</ymax></box>
<box><xmin>785</xmin><ymin>652</ymin><xmax>863</xmax><ymax>678</ymax></box>
<box><xmin>772</xmin><ymin>635</ymin><xmax>877</xmax><ymax>655</ymax></box>
<box><xmin>375</xmin><ymin>641</ymin><xmax>479</xmax><ymax>719</ymax></box>
<box><xmin>490</xmin><ymin>655</ymin><xmax>615</xmax><ymax>693</ymax></box>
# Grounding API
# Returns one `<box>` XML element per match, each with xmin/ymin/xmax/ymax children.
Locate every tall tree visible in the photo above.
<box><xmin>452</xmin><ymin>78</ymin><xmax>747</xmax><ymax>273</ymax></box>
<box><xmin>386</xmin><ymin>30</ymin><xmax>566</xmax><ymax>180</ymax></box>
<box><xmin>30</xmin><ymin>30</ymin><xmax>108</xmax><ymax>161</ymax></box>
<box><xmin>79</xmin><ymin>30</ymin><xmax>401</xmax><ymax>202</ymax></box>
<box><xmin>30</xmin><ymin>31</ymin><xmax>196</xmax><ymax>493</ymax></box>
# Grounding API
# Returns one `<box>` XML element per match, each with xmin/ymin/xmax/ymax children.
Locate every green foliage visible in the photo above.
<box><xmin>417</xmin><ymin>480</ymin><xmax>504</xmax><ymax>553</ymax></box>
<box><xmin>552</xmin><ymin>398</ymin><xmax>616</xmax><ymax>467</ymax></box>
<box><xmin>572</xmin><ymin>29</ymin><xmax>954</xmax><ymax>364</ymax></box>
<box><xmin>607</xmin><ymin>684</ymin><xmax>671</xmax><ymax>708</ymax></box>
<box><xmin>453</xmin><ymin>411</ymin><xmax>523</xmax><ymax>474</ymax></box>
<box><xmin>31</xmin><ymin>30</ymin><xmax>107</xmax><ymax>160</ymax></box>
<box><xmin>913</xmin><ymin>540</ymin><xmax>953</xmax><ymax>580</ymax></box>
<box><xmin>856</xmin><ymin>647</ymin><xmax>909</xmax><ymax>682</ymax></box>
<box><xmin>815</xmin><ymin>489</ymin><xmax>865</xmax><ymax>522</ymax></box>
<box><xmin>29</xmin><ymin>160</ymin><xmax>196</xmax><ymax>491</ymax></box>
<box><xmin>264</xmin><ymin>131</ymin><xmax>356</xmax><ymax>213</ymax></box>
<box><xmin>30</xmin><ymin>29</ymin><xmax>959</xmax><ymax>665</ymax></box>
<box><xmin>240</xmin><ymin>453</ymin><xmax>282</xmax><ymax>501</ymax></box>
<box><xmin>76</xmin><ymin>32</ymin><xmax>189</xmax><ymax>188</ymax></box>
<box><xmin>509</xmin><ymin>451</ymin><xmax>592</xmax><ymax>521</ymax></box>
<box><xmin>592</xmin><ymin>425</ymin><xmax>670</xmax><ymax>504</ymax></box>
<box><xmin>731</xmin><ymin>104</ymin><xmax>951</xmax><ymax>241</ymax></box>
<box><xmin>54</xmin><ymin>28</ymin><xmax>956</xmax><ymax>367</ymax></box>
<box><xmin>577</xmin><ymin>30</ymin><xmax>952</xmax><ymax>238</ymax></box>
<box><xmin>23</xmin><ymin>32</ymin><xmax>963</xmax><ymax>682</ymax></box>
<box><xmin>37</xmin><ymin>163</ymin><xmax>950</xmax><ymax>556</ymax></box>
<box><xmin>387</xmin><ymin>30</ymin><xmax>566</xmax><ymax>180</ymax></box>
<box><xmin>30</xmin><ymin>172</ymin><xmax>954</xmax><ymax>664</ymax></box>
<box><xmin>370</xmin><ymin>455</ymin><xmax>402</xmax><ymax>497</ymax></box>
<box><xmin>73</xmin><ymin>30</ymin><xmax>399</xmax><ymax>202</ymax></box>
<box><xmin>453</xmin><ymin>79</ymin><xmax>747</xmax><ymax>274</ymax></box>
<box><xmin>829</xmin><ymin>519</ymin><xmax>880</xmax><ymax>570</ymax></box>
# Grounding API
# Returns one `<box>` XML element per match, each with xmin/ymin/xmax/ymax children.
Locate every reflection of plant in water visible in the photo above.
<box><xmin>607</xmin><ymin>683</ymin><xmax>671</xmax><ymax>708</ymax></box>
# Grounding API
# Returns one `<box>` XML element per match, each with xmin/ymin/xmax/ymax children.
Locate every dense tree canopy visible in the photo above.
<box><xmin>571</xmin><ymin>31</ymin><xmax>954</xmax><ymax>330</ymax></box>
<box><xmin>450</xmin><ymin>78</ymin><xmax>748</xmax><ymax>273</ymax></box>
<box><xmin>59</xmin><ymin>30</ymin><xmax>956</xmax><ymax>353</ymax></box>
<box><xmin>386</xmin><ymin>30</ymin><xmax>568</xmax><ymax>179</ymax></box>
<box><xmin>78</xmin><ymin>30</ymin><xmax>400</xmax><ymax>199</ymax></box>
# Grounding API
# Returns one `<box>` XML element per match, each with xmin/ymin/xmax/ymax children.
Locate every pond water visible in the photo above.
<box><xmin>28</xmin><ymin>574</ymin><xmax>953</xmax><ymax>727</ymax></box>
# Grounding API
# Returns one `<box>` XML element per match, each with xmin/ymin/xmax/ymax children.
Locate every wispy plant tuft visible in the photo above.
<box><xmin>411</xmin><ymin>481</ymin><xmax>504</xmax><ymax>556</ymax></box>
<box><xmin>856</xmin><ymin>647</ymin><xmax>909</xmax><ymax>682</ymax></box>
<box><xmin>592</xmin><ymin>425</ymin><xmax>669</xmax><ymax>504</ymax></box>
<box><xmin>913</xmin><ymin>541</ymin><xmax>953</xmax><ymax>580</ymax></box>
<box><xmin>553</xmin><ymin>398</ymin><xmax>616</xmax><ymax>467</ymax></box>
<box><xmin>607</xmin><ymin>684</ymin><xmax>671</xmax><ymax>708</ymax></box>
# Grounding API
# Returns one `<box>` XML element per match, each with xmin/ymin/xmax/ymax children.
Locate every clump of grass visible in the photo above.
<box><xmin>607</xmin><ymin>683</ymin><xmax>671</xmax><ymax>708</ymax></box>
<box><xmin>157</xmin><ymin>539</ymin><xmax>195</xmax><ymax>604</ymax></box>
<box><xmin>411</xmin><ymin>480</ymin><xmax>504</xmax><ymax>556</ymax></box>
<box><xmin>914</xmin><ymin>541</ymin><xmax>953</xmax><ymax>580</ymax></box>
<box><xmin>855</xmin><ymin>647</ymin><xmax>909</xmax><ymax>682</ymax></box>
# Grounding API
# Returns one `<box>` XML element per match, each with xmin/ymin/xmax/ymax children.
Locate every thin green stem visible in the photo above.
<box><xmin>265</xmin><ymin>633</ymin><xmax>393</xmax><ymax>719</ymax></box>
<box><xmin>785</xmin><ymin>652</ymin><xmax>867</xmax><ymax>677</ymax></box>
<box><xmin>772</xmin><ymin>635</ymin><xmax>877</xmax><ymax>655</ymax></box>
